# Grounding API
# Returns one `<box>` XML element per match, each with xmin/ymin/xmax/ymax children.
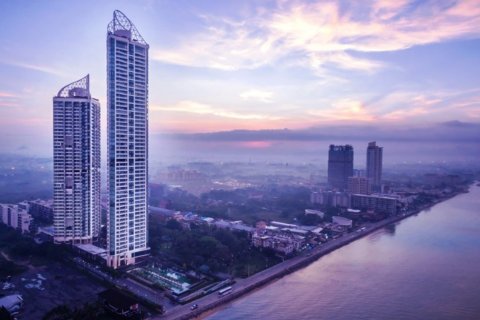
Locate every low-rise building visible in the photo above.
<box><xmin>252</xmin><ymin>230</ymin><xmax>305</xmax><ymax>255</ymax></box>
<box><xmin>0</xmin><ymin>294</ymin><xmax>23</xmax><ymax>316</ymax></box>
<box><xmin>332</xmin><ymin>216</ymin><xmax>353</xmax><ymax>228</ymax></box>
<box><xmin>75</xmin><ymin>243</ymin><xmax>108</xmax><ymax>262</ymax></box>
<box><xmin>270</xmin><ymin>221</ymin><xmax>298</xmax><ymax>228</ymax></box>
<box><xmin>305</xmin><ymin>209</ymin><xmax>325</xmax><ymax>218</ymax></box>
<box><xmin>214</xmin><ymin>219</ymin><xmax>255</xmax><ymax>233</ymax></box>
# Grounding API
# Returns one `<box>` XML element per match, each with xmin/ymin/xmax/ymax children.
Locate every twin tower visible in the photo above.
<box><xmin>52</xmin><ymin>11</ymin><xmax>149</xmax><ymax>269</ymax></box>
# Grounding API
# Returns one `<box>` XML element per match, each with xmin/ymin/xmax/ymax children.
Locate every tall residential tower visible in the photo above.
<box><xmin>53</xmin><ymin>75</ymin><xmax>101</xmax><ymax>244</ymax></box>
<box><xmin>107</xmin><ymin>10</ymin><xmax>149</xmax><ymax>268</ymax></box>
<box><xmin>366</xmin><ymin>141</ymin><xmax>383</xmax><ymax>191</ymax></box>
<box><xmin>328</xmin><ymin>145</ymin><xmax>354</xmax><ymax>190</ymax></box>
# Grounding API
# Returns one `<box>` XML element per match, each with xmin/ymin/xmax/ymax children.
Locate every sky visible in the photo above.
<box><xmin>0</xmin><ymin>0</ymin><xmax>479</xmax><ymax>164</ymax></box>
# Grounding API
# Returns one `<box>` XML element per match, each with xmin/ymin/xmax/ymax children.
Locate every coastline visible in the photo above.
<box><xmin>157</xmin><ymin>190</ymin><xmax>465</xmax><ymax>320</ymax></box>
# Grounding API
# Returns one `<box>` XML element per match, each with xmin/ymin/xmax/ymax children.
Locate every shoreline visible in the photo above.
<box><xmin>157</xmin><ymin>191</ymin><xmax>464</xmax><ymax>320</ymax></box>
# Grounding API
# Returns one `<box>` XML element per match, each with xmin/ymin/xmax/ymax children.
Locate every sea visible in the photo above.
<box><xmin>207</xmin><ymin>183</ymin><xmax>480</xmax><ymax>320</ymax></box>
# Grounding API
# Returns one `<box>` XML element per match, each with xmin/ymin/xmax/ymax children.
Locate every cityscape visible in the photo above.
<box><xmin>1</xmin><ymin>1</ymin><xmax>480</xmax><ymax>320</ymax></box>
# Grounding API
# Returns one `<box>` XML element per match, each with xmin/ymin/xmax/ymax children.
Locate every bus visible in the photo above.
<box><xmin>218</xmin><ymin>286</ymin><xmax>233</xmax><ymax>296</ymax></box>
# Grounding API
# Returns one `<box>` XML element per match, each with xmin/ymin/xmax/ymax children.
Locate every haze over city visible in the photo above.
<box><xmin>1</xmin><ymin>0</ymin><xmax>479</xmax><ymax>164</ymax></box>
<box><xmin>0</xmin><ymin>1</ymin><xmax>480</xmax><ymax>320</ymax></box>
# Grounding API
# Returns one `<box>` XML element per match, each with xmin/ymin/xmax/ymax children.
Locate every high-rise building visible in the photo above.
<box><xmin>328</xmin><ymin>145</ymin><xmax>354</xmax><ymax>190</ymax></box>
<box><xmin>107</xmin><ymin>10</ymin><xmax>149</xmax><ymax>268</ymax></box>
<box><xmin>53</xmin><ymin>75</ymin><xmax>101</xmax><ymax>244</ymax></box>
<box><xmin>347</xmin><ymin>176</ymin><xmax>371</xmax><ymax>195</ymax></box>
<box><xmin>366</xmin><ymin>141</ymin><xmax>383</xmax><ymax>191</ymax></box>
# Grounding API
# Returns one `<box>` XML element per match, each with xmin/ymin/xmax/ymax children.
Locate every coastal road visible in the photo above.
<box><xmin>155</xmin><ymin>204</ymin><xmax>437</xmax><ymax>320</ymax></box>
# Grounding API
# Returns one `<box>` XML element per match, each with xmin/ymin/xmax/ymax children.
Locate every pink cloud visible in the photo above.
<box><xmin>152</xmin><ymin>1</ymin><xmax>480</xmax><ymax>74</ymax></box>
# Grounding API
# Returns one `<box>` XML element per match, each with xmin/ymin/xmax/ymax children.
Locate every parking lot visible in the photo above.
<box><xmin>2</xmin><ymin>261</ymin><xmax>106</xmax><ymax>320</ymax></box>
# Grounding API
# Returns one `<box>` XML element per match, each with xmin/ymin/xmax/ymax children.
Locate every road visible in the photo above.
<box><xmin>73</xmin><ymin>257</ymin><xmax>172</xmax><ymax>310</ymax></box>
<box><xmin>155</xmin><ymin>202</ymin><xmax>444</xmax><ymax>320</ymax></box>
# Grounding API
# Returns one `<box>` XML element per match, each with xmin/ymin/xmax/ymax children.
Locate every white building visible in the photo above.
<box><xmin>252</xmin><ymin>232</ymin><xmax>305</xmax><ymax>255</ymax></box>
<box><xmin>305</xmin><ymin>209</ymin><xmax>325</xmax><ymax>219</ymax></box>
<box><xmin>351</xmin><ymin>194</ymin><xmax>398</xmax><ymax>215</ymax></box>
<box><xmin>107</xmin><ymin>10</ymin><xmax>150</xmax><ymax>268</ymax></box>
<box><xmin>53</xmin><ymin>75</ymin><xmax>101</xmax><ymax>244</ymax></box>
<box><xmin>332</xmin><ymin>216</ymin><xmax>353</xmax><ymax>227</ymax></box>
<box><xmin>0</xmin><ymin>294</ymin><xmax>23</xmax><ymax>315</ymax></box>
<box><xmin>0</xmin><ymin>204</ymin><xmax>32</xmax><ymax>233</ymax></box>
<box><xmin>311</xmin><ymin>191</ymin><xmax>351</xmax><ymax>208</ymax></box>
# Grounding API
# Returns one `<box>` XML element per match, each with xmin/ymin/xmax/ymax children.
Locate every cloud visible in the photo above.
<box><xmin>240</xmin><ymin>89</ymin><xmax>274</xmax><ymax>103</ymax></box>
<box><xmin>0</xmin><ymin>91</ymin><xmax>20</xmax><ymax>108</ymax></box>
<box><xmin>308</xmin><ymin>99</ymin><xmax>376</xmax><ymax>122</ymax></box>
<box><xmin>303</xmin><ymin>89</ymin><xmax>479</xmax><ymax>124</ymax></box>
<box><xmin>0</xmin><ymin>60</ymin><xmax>63</xmax><ymax>76</ymax></box>
<box><xmin>151</xmin><ymin>100</ymin><xmax>282</xmax><ymax>120</ymax></box>
<box><xmin>0</xmin><ymin>92</ymin><xmax>17</xmax><ymax>98</ymax></box>
<box><xmin>152</xmin><ymin>1</ymin><xmax>480</xmax><ymax>74</ymax></box>
<box><xmin>0</xmin><ymin>102</ymin><xmax>20</xmax><ymax>108</ymax></box>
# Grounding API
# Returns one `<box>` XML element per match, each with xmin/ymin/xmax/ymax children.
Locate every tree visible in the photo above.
<box><xmin>0</xmin><ymin>307</ymin><xmax>14</xmax><ymax>320</ymax></box>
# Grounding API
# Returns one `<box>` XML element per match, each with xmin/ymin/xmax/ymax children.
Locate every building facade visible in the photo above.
<box><xmin>347</xmin><ymin>176</ymin><xmax>371</xmax><ymax>195</ymax></box>
<box><xmin>53</xmin><ymin>75</ymin><xmax>101</xmax><ymax>244</ymax></box>
<box><xmin>0</xmin><ymin>204</ymin><xmax>32</xmax><ymax>233</ymax></box>
<box><xmin>107</xmin><ymin>10</ymin><xmax>149</xmax><ymax>268</ymax></box>
<box><xmin>366</xmin><ymin>141</ymin><xmax>383</xmax><ymax>191</ymax></box>
<box><xmin>328</xmin><ymin>145</ymin><xmax>354</xmax><ymax>190</ymax></box>
<box><xmin>311</xmin><ymin>190</ymin><xmax>351</xmax><ymax>208</ymax></box>
<box><xmin>351</xmin><ymin>194</ymin><xmax>398</xmax><ymax>215</ymax></box>
<box><xmin>28</xmin><ymin>199</ymin><xmax>54</xmax><ymax>224</ymax></box>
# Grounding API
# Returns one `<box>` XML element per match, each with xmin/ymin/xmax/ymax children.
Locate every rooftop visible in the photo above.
<box><xmin>75</xmin><ymin>243</ymin><xmax>107</xmax><ymax>256</ymax></box>
<box><xmin>56</xmin><ymin>74</ymin><xmax>90</xmax><ymax>98</ymax></box>
<box><xmin>107</xmin><ymin>10</ymin><xmax>147</xmax><ymax>45</ymax></box>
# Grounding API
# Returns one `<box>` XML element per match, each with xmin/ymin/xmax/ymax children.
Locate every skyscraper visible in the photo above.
<box><xmin>328</xmin><ymin>145</ymin><xmax>354</xmax><ymax>190</ymax></box>
<box><xmin>107</xmin><ymin>10</ymin><xmax>149</xmax><ymax>268</ymax></box>
<box><xmin>53</xmin><ymin>75</ymin><xmax>100</xmax><ymax>244</ymax></box>
<box><xmin>366</xmin><ymin>141</ymin><xmax>383</xmax><ymax>191</ymax></box>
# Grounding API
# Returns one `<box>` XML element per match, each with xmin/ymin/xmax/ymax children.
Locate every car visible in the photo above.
<box><xmin>191</xmin><ymin>304</ymin><xmax>199</xmax><ymax>310</ymax></box>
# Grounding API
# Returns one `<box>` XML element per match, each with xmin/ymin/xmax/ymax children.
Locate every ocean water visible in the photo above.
<box><xmin>207</xmin><ymin>184</ymin><xmax>480</xmax><ymax>320</ymax></box>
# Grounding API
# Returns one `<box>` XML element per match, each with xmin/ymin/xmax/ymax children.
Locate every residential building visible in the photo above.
<box><xmin>311</xmin><ymin>190</ymin><xmax>351</xmax><ymax>208</ymax></box>
<box><xmin>347</xmin><ymin>176</ymin><xmax>371</xmax><ymax>195</ymax></box>
<box><xmin>107</xmin><ymin>10</ymin><xmax>150</xmax><ymax>268</ymax></box>
<box><xmin>351</xmin><ymin>194</ymin><xmax>398</xmax><ymax>215</ymax></box>
<box><xmin>53</xmin><ymin>75</ymin><xmax>101</xmax><ymax>244</ymax></box>
<box><xmin>28</xmin><ymin>199</ymin><xmax>54</xmax><ymax>223</ymax></box>
<box><xmin>366</xmin><ymin>141</ymin><xmax>383</xmax><ymax>191</ymax></box>
<box><xmin>328</xmin><ymin>145</ymin><xmax>354</xmax><ymax>190</ymax></box>
<box><xmin>252</xmin><ymin>231</ymin><xmax>305</xmax><ymax>255</ymax></box>
<box><xmin>0</xmin><ymin>204</ymin><xmax>32</xmax><ymax>233</ymax></box>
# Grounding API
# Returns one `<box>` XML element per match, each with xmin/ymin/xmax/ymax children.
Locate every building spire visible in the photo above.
<box><xmin>107</xmin><ymin>10</ymin><xmax>147</xmax><ymax>45</ymax></box>
<box><xmin>56</xmin><ymin>74</ymin><xmax>90</xmax><ymax>98</ymax></box>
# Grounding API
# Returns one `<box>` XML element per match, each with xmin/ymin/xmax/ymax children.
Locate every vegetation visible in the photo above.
<box><xmin>0</xmin><ymin>307</ymin><xmax>14</xmax><ymax>320</ymax></box>
<box><xmin>0</xmin><ymin>254</ymin><xmax>27</xmax><ymax>278</ymax></box>
<box><xmin>151</xmin><ymin>183</ymin><xmax>312</xmax><ymax>225</ymax></box>
<box><xmin>149</xmin><ymin>220</ymin><xmax>281</xmax><ymax>278</ymax></box>
<box><xmin>0</xmin><ymin>224</ymin><xmax>67</xmax><ymax>265</ymax></box>
<box><xmin>42</xmin><ymin>303</ymin><xmax>121</xmax><ymax>320</ymax></box>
